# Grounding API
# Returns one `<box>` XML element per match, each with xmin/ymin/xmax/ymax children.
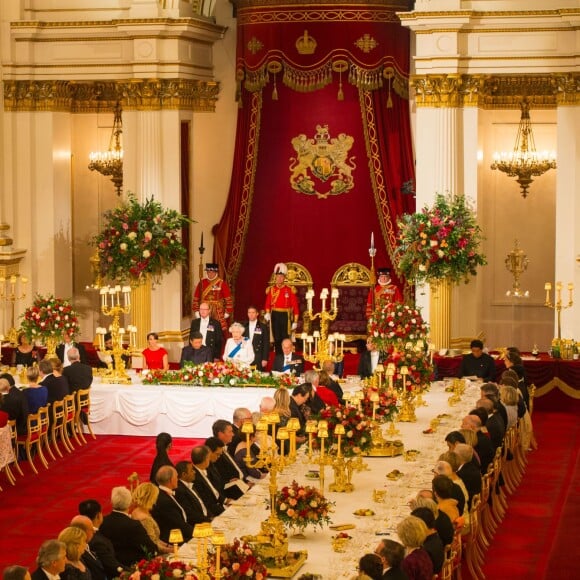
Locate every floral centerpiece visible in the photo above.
<box><xmin>384</xmin><ymin>345</ymin><xmax>434</xmax><ymax>391</ymax></box>
<box><xmin>395</xmin><ymin>192</ymin><xmax>487</xmax><ymax>284</ymax></box>
<box><xmin>368</xmin><ymin>302</ymin><xmax>429</xmax><ymax>353</ymax></box>
<box><xmin>141</xmin><ymin>361</ymin><xmax>296</xmax><ymax>388</ymax></box>
<box><xmin>92</xmin><ymin>193</ymin><xmax>191</xmax><ymax>284</ymax></box>
<box><xmin>313</xmin><ymin>406</ymin><xmax>373</xmax><ymax>457</ymax></box>
<box><xmin>361</xmin><ymin>387</ymin><xmax>398</xmax><ymax>423</ymax></box>
<box><xmin>20</xmin><ymin>294</ymin><xmax>79</xmax><ymax>354</ymax></box>
<box><xmin>275</xmin><ymin>480</ymin><xmax>333</xmax><ymax>533</ymax></box>
<box><xmin>208</xmin><ymin>538</ymin><xmax>268</xmax><ymax>579</ymax></box>
<box><xmin>119</xmin><ymin>556</ymin><xmax>197</xmax><ymax>580</ymax></box>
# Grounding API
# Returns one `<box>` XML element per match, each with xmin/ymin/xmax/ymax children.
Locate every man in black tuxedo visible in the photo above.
<box><xmin>458</xmin><ymin>339</ymin><xmax>495</xmax><ymax>382</ymax></box>
<box><xmin>189</xmin><ymin>302</ymin><xmax>224</xmax><ymax>361</ymax></box>
<box><xmin>99</xmin><ymin>486</ymin><xmax>157</xmax><ymax>566</ymax></box>
<box><xmin>56</xmin><ymin>334</ymin><xmax>88</xmax><ymax>366</ymax></box>
<box><xmin>70</xmin><ymin>515</ymin><xmax>107</xmax><ymax>580</ymax></box>
<box><xmin>31</xmin><ymin>539</ymin><xmax>67</xmax><ymax>580</ymax></box>
<box><xmin>226</xmin><ymin>407</ymin><xmax>253</xmax><ymax>456</ymax></box>
<box><xmin>272</xmin><ymin>338</ymin><xmax>304</xmax><ymax>375</ymax></box>
<box><xmin>152</xmin><ymin>465</ymin><xmax>194</xmax><ymax>543</ymax></box>
<box><xmin>0</xmin><ymin>375</ymin><xmax>29</xmax><ymax>435</ymax></box>
<box><xmin>455</xmin><ymin>443</ymin><xmax>482</xmax><ymax>509</ymax></box>
<box><xmin>174</xmin><ymin>460</ymin><xmax>212</xmax><ymax>525</ymax></box>
<box><xmin>243</xmin><ymin>305</ymin><xmax>271</xmax><ymax>369</ymax></box>
<box><xmin>63</xmin><ymin>347</ymin><xmax>93</xmax><ymax>393</ymax></box>
<box><xmin>212</xmin><ymin>419</ymin><xmax>247</xmax><ymax>498</ymax></box>
<box><xmin>191</xmin><ymin>445</ymin><xmax>227</xmax><ymax>518</ymax></box>
<box><xmin>358</xmin><ymin>338</ymin><xmax>382</xmax><ymax>379</ymax></box>
<box><xmin>375</xmin><ymin>538</ymin><xmax>408</xmax><ymax>579</ymax></box>
<box><xmin>79</xmin><ymin>499</ymin><xmax>126</xmax><ymax>578</ymax></box>
<box><xmin>180</xmin><ymin>332</ymin><xmax>213</xmax><ymax>367</ymax></box>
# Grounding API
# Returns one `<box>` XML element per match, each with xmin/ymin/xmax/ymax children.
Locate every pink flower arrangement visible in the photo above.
<box><xmin>120</xmin><ymin>556</ymin><xmax>197</xmax><ymax>579</ymax></box>
<box><xmin>275</xmin><ymin>480</ymin><xmax>333</xmax><ymax>532</ymax></box>
<box><xmin>367</xmin><ymin>302</ymin><xmax>429</xmax><ymax>352</ymax></box>
<box><xmin>208</xmin><ymin>538</ymin><xmax>268</xmax><ymax>579</ymax></box>
<box><xmin>314</xmin><ymin>406</ymin><xmax>373</xmax><ymax>457</ymax></box>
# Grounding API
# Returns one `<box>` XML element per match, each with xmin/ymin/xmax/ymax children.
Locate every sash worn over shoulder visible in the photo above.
<box><xmin>228</xmin><ymin>341</ymin><xmax>244</xmax><ymax>358</ymax></box>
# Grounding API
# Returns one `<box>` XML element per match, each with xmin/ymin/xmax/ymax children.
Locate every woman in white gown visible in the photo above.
<box><xmin>223</xmin><ymin>322</ymin><xmax>255</xmax><ymax>367</ymax></box>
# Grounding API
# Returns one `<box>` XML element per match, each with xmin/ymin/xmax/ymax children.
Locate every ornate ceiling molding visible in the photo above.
<box><xmin>3</xmin><ymin>79</ymin><xmax>220</xmax><ymax>113</ymax></box>
<box><xmin>411</xmin><ymin>73</ymin><xmax>580</xmax><ymax>109</ymax></box>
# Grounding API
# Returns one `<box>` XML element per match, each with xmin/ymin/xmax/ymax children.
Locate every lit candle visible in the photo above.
<box><xmin>545</xmin><ymin>282</ymin><xmax>551</xmax><ymax>304</ymax></box>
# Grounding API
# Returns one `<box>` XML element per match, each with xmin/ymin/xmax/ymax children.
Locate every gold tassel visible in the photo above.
<box><xmin>272</xmin><ymin>83</ymin><xmax>278</xmax><ymax>101</ymax></box>
<box><xmin>338</xmin><ymin>84</ymin><xmax>344</xmax><ymax>101</ymax></box>
<box><xmin>387</xmin><ymin>75</ymin><xmax>393</xmax><ymax>108</ymax></box>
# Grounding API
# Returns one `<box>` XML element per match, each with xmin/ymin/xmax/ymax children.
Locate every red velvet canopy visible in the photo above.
<box><xmin>214</xmin><ymin>0</ymin><xmax>415</xmax><ymax>317</ymax></box>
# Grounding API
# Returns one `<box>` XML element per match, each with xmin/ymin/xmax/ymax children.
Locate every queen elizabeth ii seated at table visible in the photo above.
<box><xmin>223</xmin><ymin>322</ymin><xmax>255</xmax><ymax>367</ymax></box>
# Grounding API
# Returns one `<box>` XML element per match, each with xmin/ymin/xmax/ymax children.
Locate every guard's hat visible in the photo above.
<box><xmin>205</xmin><ymin>263</ymin><xmax>219</xmax><ymax>272</ymax></box>
<box><xmin>274</xmin><ymin>263</ymin><xmax>288</xmax><ymax>276</ymax></box>
<box><xmin>377</xmin><ymin>267</ymin><xmax>391</xmax><ymax>276</ymax></box>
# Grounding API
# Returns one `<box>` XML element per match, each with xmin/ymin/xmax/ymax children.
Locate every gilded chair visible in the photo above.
<box><xmin>328</xmin><ymin>262</ymin><xmax>373</xmax><ymax>342</ymax></box>
<box><xmin>7</xmin><ymin>420</ymin><xmax>24</xmax><ymax>478</ymax></box>
<box><xmin>38</xmin><ymin>405</ymin><xmax>56</xmax><ymax>462</ymax></box>
<box><xmin>63</xmin><ymin>394</ymin><xmax>81</xmax><ymax>449</ymax></box>
<box><xmin>266</xmin><ymin>261</ymin><xmax>314</xmax><ymax>335</ymax></box>
<box><xmin>50</xmin><ymin>399</ymin><xmax>71</xmax><ymax>457</ymax></box>
<box><xmin>16</xmin><ymin>411</ymin><xmax>49</xmax><ymax>474</ymax></box>
<box><xmin>75</xmin><ymin>389</ymin><xmax>96</xmax><ymax>443</ymax></box>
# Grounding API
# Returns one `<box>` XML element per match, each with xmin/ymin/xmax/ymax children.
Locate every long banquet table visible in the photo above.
<box><xmin>90</xmin><ymin>377</ymin><xmax>276</xmax><ymax>438</ymax></box>
<box><xmin>177</xmin><ymin>380</ymin><xmax>480</xmax><ymax>579</ymax></box>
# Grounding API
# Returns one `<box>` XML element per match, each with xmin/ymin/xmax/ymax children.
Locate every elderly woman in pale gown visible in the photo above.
<box><xmin>223</xmin><ymin>322</ymin><xmax>254</xmax><ymax>367</ymax></box>
<box><xmin>131</xmin><ymin>482</ymin><xmax>172</xmax><ymax>554</ymax></box>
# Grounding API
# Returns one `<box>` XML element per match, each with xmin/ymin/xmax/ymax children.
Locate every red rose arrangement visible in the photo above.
<box><xmin>120</xmin><ymin>556</ymin><xmax>197</xmax><ymax>580</ymax></box>
<box><xmin>142</xmin><ymin>361</ymin><xmax>295</xmax><ymax>388</ymax></box>
<box><xmin>314</xmin><ymin>406</ymin><xmax>373</xmax><ymax>457</ymax></box>
<box><xmin>208</xmin><ymin>538</ymin><xmax>268</xmax><ymax>580</ymax></box>
<box><xmin>20</xmin><ymin>294</ymin><xmax>79</xmax><ymax>342</ymax></box>
<box><xmin>383</xmin><ymin>344</ymin><xmax>434</xmax><ymax>391</ymax></box>
<box><xmin>275</xmin><ymin>480</ymin><xmax>333</xmax><ymax>533</ymax></box>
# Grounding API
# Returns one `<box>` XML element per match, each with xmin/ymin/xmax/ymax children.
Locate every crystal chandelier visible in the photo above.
<box><xmin>491</xmin><ymin>98</ymin><xmax>556</xmax><ymax>198</ymax></box>
<box><xmin>88</xmin><ymin>102</ymin><xmax>124</xmax><ymax>196</ymax></box>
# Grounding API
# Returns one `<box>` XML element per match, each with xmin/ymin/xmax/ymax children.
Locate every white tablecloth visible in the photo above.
<box><xmin>89</xmin><ymin>377</ymin><xmax>276</xmax><ymax>437</ymax></box>
<box><xmin>178</xmin><ymin>380</ymin><xmax>481</xmax><ymax>578</ymax></box>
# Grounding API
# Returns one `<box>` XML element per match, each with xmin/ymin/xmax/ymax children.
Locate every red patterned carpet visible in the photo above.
<box><xmin>1</xmin><ymin>396</ymin><xmax>578</xmax><ymax>577</ymax></box>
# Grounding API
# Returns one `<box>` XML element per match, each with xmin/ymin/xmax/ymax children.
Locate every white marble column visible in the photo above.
<box><xmin>555</xmin><ymin>105</ymin><xmax>580</xmax><ymax>338</ymax></box>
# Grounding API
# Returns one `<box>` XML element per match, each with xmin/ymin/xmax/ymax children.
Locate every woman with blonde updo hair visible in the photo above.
<box><xmin>396</xmin><ymin>515</ymin><xmax>433</xmax><ymax>580</ymax></box>
<box><xmin>131</xmin><ymin>482</ymin><xmax>172</xmax><ymax>554</ymax></box>
<box><xmin>273</xmin><ymin>387</ymin><xmax>291</xmax><ymax>421</ymax></box>
<box><xmin>57</xmin><ymin>526</ymin><xmax>90</xmax><ymax>580</ymax></box>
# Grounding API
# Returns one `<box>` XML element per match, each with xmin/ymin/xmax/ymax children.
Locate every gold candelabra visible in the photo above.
<box><xmin>447</xmin><ymin>378</ymin><xmax>465</xmax><ymax>406</ymax></box>
<box><xmin>240</xmin><ymin>414</ymin><xmax>308</xmax><ymax>577</ymax></box>
<box><xmin>0</xmin><ymin>274</ymin><xmax>28</xmax><ymax>345</ymax></box>
<box><xmin>301</xmin><ymin>287</ymin><xmax>344</xmax><ymax>367</ymax></box>
<box><xmin>96</xmin><ymin>285</ymin><xmax>136</xmax><ymax>384</ymax></box>
<box><xmin>505</xmin><ymin>239</ymin><xmax>529</xmax><ymax>298</ymax></box>
<box><xmin>544</xmin><ymin>281</ymin><xmax>574</xmax><ymax>343</ymax></box>
<box><xmin>397</xmin><ymin>365</ymin><xmax>417</xmax><ymax>422</ymax></box>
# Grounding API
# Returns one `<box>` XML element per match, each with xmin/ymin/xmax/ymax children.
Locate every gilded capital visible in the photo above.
<box><xmin>552</xmin><ymin>73</ymin><xmax>580</xmax><ymax>107</ymax></box>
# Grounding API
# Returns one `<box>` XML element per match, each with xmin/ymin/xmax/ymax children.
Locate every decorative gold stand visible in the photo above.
<box><xmin>240</xmin><ymin>414</ymin><xmax>308</xmax><ymax>578</ymax></box>
<box><xmin>365</xmin><ymin>423</ymin><xmax>404</xmax><ymax>457</ymax></box>
<box><xmin>429</xmin><ymin>278</ymin><xmax>452</xmax><ymax>350</ymax></box>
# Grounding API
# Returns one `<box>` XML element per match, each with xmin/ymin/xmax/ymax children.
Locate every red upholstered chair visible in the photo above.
<box><xmin>63</xmin><ymin>394</ymin><xmax>82</xmax><ymax>448</ymax></box>
<box><xmin>16</xmin><ymin>411</ymin><xmax>49</xmax><ymax>474</ymax></box>
<box><xmin>75</xmin><ymin>389</ymin><xmax>96</xmax><ymax>443</ymax></box>
<box><xmin>7</xmin><ymin>420</ymin><xmax>24</xmax><ymax>478</ymax></box>
<box><xmin>50</xmin><ymin>399</ymin><xmax>72</xmax><ymax>456</ymax></box>
<box><xmin>266</xmin><ymin>261</ymin><xmax>314</xmax><ymax>335</ymax></box>
<box><xmin>328</xmin><ymin>262</ymin><xmax>372</xmax><ymax>342</ymax></box>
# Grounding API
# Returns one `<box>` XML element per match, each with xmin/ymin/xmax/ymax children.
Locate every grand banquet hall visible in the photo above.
<box><xmin>0</xmin><ymin>0</ymin><xmax>579</xmax><ymax>578</ymax></box>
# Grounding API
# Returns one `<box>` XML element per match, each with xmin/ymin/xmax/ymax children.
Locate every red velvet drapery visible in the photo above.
<box><xmin>214</xmin><ymin>0</ymin><xmax>415</xmax><ymax>317</ymax></box>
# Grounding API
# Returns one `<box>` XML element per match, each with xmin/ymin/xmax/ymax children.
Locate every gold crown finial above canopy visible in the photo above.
<box><xmin>296</xmin><ymin>30</ymin><xmax>317</xmax><ymax>55</ymax></box>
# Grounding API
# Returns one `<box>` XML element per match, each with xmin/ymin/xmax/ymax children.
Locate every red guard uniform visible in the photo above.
<box><xmin>193</xmin><ymin>276</ymin><xmax>233</xmax><ymax>333</ymax></box>
<box><xmin>265</xmin><ymin>283</ymin><xmax>299</xmax><ymax>353</ymax></box>
<box><xmin>366</xmin><ymin>283</ymin><xmax>403</xmax><ymax>318</ymax></box>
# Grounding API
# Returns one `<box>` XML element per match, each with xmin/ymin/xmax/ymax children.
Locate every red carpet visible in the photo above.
<box><xmin>481</xmin><ymin>408</ymin><xmax>580</xmax><ymax>580</ymax></box>
<box><xmin>0</xmin><ymin>436</ymin><xmax>203</xmax><ymax>570</ymax></box>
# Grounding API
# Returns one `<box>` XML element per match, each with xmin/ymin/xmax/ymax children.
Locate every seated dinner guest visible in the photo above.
<box><xmin>174</xmin><ymin>460</ymin><xmax>212</xmax><ymax>526</ymax></box>
<box><xmin>57</xmin><ymin>526</ymin><xmax>90</xmax><ymax>580</ymax></box>
<box><xmin>180</xmin><ymin>332</ymin><xmax>212</xmax><ymax>367</ymax></box>
<box><xmin>62</xmin><ymin>347</ymin><xmax>93</xmax><ymax>393</ymax></box>
<box><xmin>272</xmin><ymin>338</ymin><xmax>304</xmax><ymax>375</ymax></box>
<box><xmin>0</xmin><ymin>375</ymin><xmax>30</xmax><ymax>435</ymax></box>
<box><xmin>374</xmin><ymin>538</ymin><xmax>408</xmax><ymax>580</ymax></box>
<box><xmin>131</xmin><ymin>483</ymin><xmax>172</xmax><ymax>554</ymax></box>
<box><xmin>56</xmin><ymin>334</ymin><xmax>88</xmax><ymax>367</ymax></box>
<box><xmin>397</xmin><ymin>516</ymin><xmax>433</xmax><ymax>580</ymax></box>
<box><xmin>99</xmin><ymin>486</ymin><xmax>158</xmax><ymax>566</ymax></box>
<box><xmin>23</xmin><ymin>366</ymin><xmax>48</xmax><ymax>414</ymax></box>
<box><xmin>31</xmin><ymin>539</ymin><xmax>67</xmax><ymax>580</ymax></box>
<box><xmin>458</xmin><ymin>339</ymin><xmax>495</xmax><ymax>382</ymax></box>
<box><xmin>358</xmin><ymin>338</ymin><xmax>382</xmax><ymax>379</ymax></box>
<box><xmin>149</xmin><ymin>432</ymin><xmax>175</xmax><ymax>482</ymax></box>
<box><xmin>222</xmin><ymin>322</ymin><xmax>254</xmax><ymax>366</ymax></box>
<box><xmin>39</xmin><ymin>359</ymin><xmax>69</xmax><ymax>405</ymax></box>
<box><xmin>142</xmin><ymin>332</ymin><xmax>169</xmax><ymax>370</ymax></box>
<box><xmin>12</xmin><ymin>332</ymin><xmax>38</xmax><ymax>367</ymax></box>
<box><xmin>96</xmin><ymin>332</ymin><xmax>130</xmax><ymax>370</ymax></box>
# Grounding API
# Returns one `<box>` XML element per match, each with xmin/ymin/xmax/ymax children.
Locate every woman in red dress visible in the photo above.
<box><xmin>142</xmin><ymin>332</ymin><xmax>169</xmax><ymax>370</ymax></box>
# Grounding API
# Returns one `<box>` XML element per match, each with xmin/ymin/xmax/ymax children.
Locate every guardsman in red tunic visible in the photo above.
<box><xmin>366</xmin><ymin>267</ymin><xmax>403</xmax><ymax>318</ymax></box>
<box><xmin>192</xmin><ymin>263</ymin><xmax>233</xmax><ymax>333</ymax></box>
<box><xmin>264</xmin><ymin>263</ymin><xmax>300</xmax><ymax>354</ymax></box>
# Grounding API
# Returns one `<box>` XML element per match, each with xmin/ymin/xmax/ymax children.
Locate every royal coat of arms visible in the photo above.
<box><xmin>289</xmin><ymin>124</ymin><xmax>356</xmax><ymax>199</ymax></box>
